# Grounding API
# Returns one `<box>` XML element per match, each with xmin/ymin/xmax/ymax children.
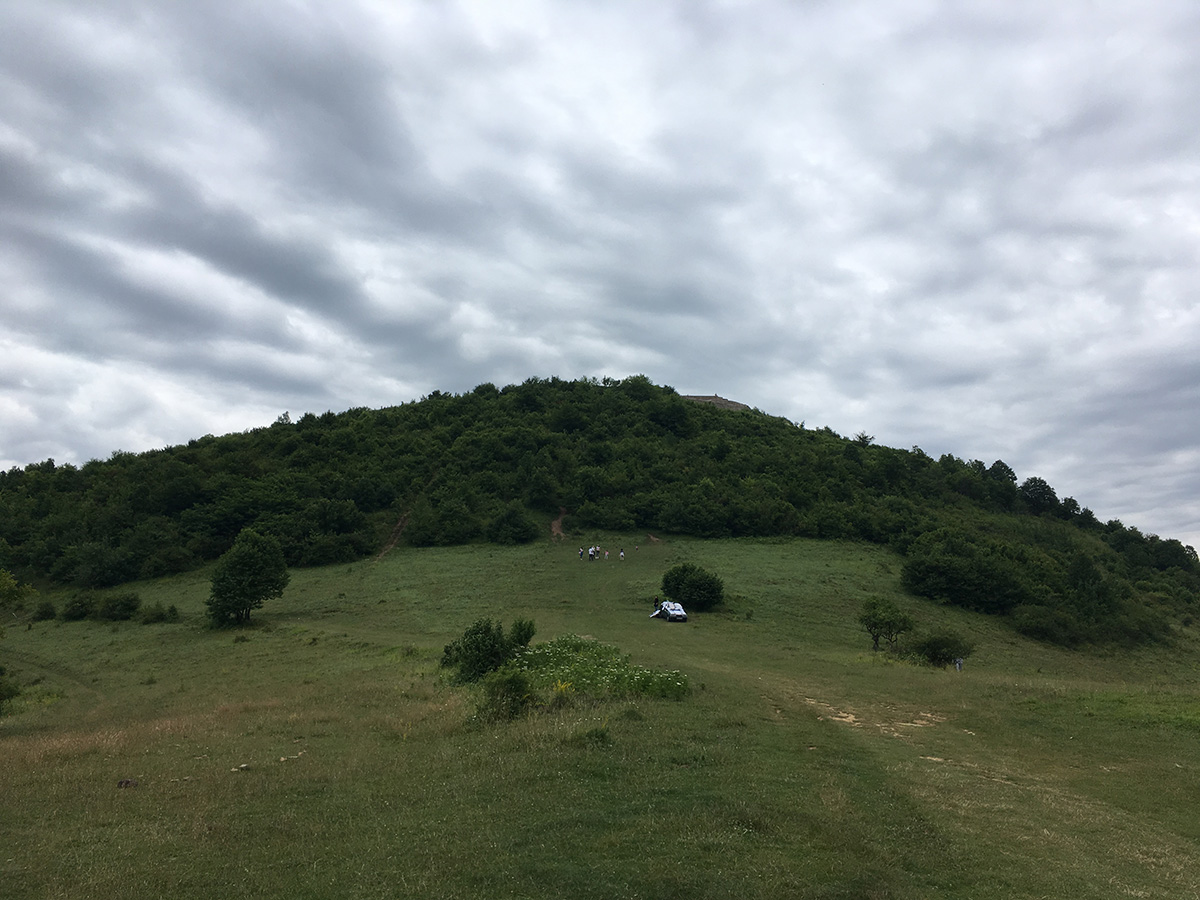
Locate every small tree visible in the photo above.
<box><xmin>441</xmin><ymin>618</ymin><xmax>537</xmax><ymax>683</ymax></box>
<box><xmin>206</xmin><ymin>529</ymin><xmax>289</xmax><ymax>627</ymax></box>
<box><xmin>859</xmin><ymin>597</ymin><xmax>915</xmax><ymax>652</ymax></box>
<box><xmin>661</xmin><ymin>563</ymin><xmax>725</xmax><ymax>612</ymax></box>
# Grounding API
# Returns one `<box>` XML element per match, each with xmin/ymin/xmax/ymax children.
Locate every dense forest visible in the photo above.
<box><xmin>2</xmin><ymin>375</ymin><xmax>1196</xmax><ymax>647</ymax></box>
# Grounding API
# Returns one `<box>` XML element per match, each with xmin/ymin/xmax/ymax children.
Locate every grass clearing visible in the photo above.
<box><xmin>3</xmin><ymin>535</ymin><xmax>1199</xmax><ymax>898</ymax></box>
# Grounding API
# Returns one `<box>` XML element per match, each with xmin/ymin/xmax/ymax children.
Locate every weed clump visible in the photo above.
<box><xmin>476</xmin><ymin>670</ymin><xmax>535</xmax><ymax>721</ymax></box>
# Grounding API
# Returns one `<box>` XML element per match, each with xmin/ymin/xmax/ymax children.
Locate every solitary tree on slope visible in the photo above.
<box><xmin>206</xmin><ymin>529</ymin><xmax>289</xmax><ymax>627</ymax></box>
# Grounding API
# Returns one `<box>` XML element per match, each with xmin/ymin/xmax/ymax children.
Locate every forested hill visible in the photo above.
<box><xmin>2</xmin><ymin>375</ymin><xmax>1197</xmax><ymax>646</ymax></box>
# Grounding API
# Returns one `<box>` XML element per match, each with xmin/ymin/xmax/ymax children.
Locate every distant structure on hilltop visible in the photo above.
<box><xmin>682</xmin><ymin>394</ymin><xmax>751</xmax><ymax>412</ymax></box>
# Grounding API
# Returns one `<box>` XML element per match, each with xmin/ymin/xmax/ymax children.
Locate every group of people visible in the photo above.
<box><xmin>581</xmin><ymin>545</ymin><xmax>625</xmax><ymax>561</ymax></box>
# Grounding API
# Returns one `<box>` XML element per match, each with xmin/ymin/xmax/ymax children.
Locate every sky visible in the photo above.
<box><xmin>2</xmin><ymin>0</ymin><xmax>1198</xmax><ymax>550</ymax></box>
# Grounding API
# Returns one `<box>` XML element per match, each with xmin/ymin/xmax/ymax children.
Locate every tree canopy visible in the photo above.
<box><xmin>206</xmin><ymin>529</ymin><xmax>289</xmax><ymax>627</ymax></box>
<box><xmin>858</xmin><ymin>597</ymin><xmax>915</xmax><ymax>652</ymax></box>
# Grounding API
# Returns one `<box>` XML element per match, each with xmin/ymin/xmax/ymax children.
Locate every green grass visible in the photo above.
<box><xmin>3</xmin><ymin>534</ymin><xmax>1200</xmax><ymax>899</ymax></box>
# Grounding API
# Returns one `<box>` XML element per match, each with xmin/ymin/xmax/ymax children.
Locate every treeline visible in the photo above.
<box><xmin>1</xmin><ymin>375</ymin><xmax>1196</xmax><ymax>646</ymax></box>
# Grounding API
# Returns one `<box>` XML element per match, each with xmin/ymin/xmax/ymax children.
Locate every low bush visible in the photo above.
<box><xmin>60</xmin><ymin>593</ymin><xmax>96</xmax><ymax>621</ymax></box>
<box><xmin>913</xmin><ymin>628</ymin><xmax>975</xmax><ymax>668</ymax></box>
<box><xmin>95</xmin><ymin>592</ymin><xmax>141</xmax><ymax>621</ymax></box>
<box><xmin>139</xmin><ymin>601</ymin><xmax>180</xmax><ymax>625</ymax></box>
<box><xmin>32</xmin><ymin>600</ymin><xmax>57</xmax><ymax>622</ymax></box>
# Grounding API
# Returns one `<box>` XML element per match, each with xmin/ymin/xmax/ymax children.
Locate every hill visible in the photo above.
<box><xmin>1</xmin><ymin>375</ymin><xmax>1197</xmax><ymax>647</ymax></box>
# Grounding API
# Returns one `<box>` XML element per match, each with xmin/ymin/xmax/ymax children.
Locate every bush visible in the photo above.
<box><xmin>441</xmin><ymin>618</ymin><xmax>537</xmax><ymax>683</ymax></box>
<box><xmin>139</xmin><ymin>601</ymin><xmax>180</xmax><ymax>624</ymax></box>
<box><xmin>95</xmin><ymin>592</ymin><xmax>141</xmax><ymax>621</ymax></box>
<box><xmin>60</xmin><ymin>593</ymin><xmax>96</xmax><ymax>621</ymax></box>
<box><xmin>1012</xmin><ymin>604</ymin><xmax>1085</xmax><ymax>647</ymax></box>
<box><xmin>32</xmin><ymin>600</ymin><xmax>57</xmax><ymax>622</ymax></box>
<box><xmin>913</xmin><ymin>628</ymin><xmax>975</xmax><ymax>668</ymax></box>
<box><xmin>0</xmin><ymin>569</ymin><xmax>36</xmax><ymax>613</ymax></box>
<box><xmin>661</xmin><ymin>563</ymin><xmax>725</xmax><ymax>612</ymax></box>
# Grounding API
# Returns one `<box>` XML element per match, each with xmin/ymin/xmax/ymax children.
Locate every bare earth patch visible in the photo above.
<box><xmin>803</xmin><ymin>697</ymin><xmax>945</xmax><ymax>738</ymax></box>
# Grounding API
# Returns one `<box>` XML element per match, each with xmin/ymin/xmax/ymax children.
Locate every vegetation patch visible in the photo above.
<box><xmin>510</xmin><ymin>634</ymin><xmax>689</xmax><ymax>702</ymax></box>
<box><xmin>441</xmin><ymin>617</ymin><xmax>536</xmax><ymax>683</ymax></box>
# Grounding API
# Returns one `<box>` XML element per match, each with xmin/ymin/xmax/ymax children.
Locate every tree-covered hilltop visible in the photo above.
<box><xmin>1</xmin><ymin>375</ymin><xmax>1196</xmax><ymax>645</ymax></box>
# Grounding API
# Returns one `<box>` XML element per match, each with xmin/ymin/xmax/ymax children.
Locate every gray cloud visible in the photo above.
<box><xmin>2</xmin><ymin>0</ymin><xmax>1198</xmax><ymax>549</ymax></box>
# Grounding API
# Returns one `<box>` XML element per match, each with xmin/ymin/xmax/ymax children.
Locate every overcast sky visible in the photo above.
<box><xmin>2</xmin><ymin>0</ymin><xmax>1198</xmax><ymax>549</ymax></box>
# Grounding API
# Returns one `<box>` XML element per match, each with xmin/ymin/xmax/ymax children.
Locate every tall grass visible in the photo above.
<box><xmin>2</xmin><ymin>535</ymin><xmax>1198</xmax><ymax>898</ymax></box>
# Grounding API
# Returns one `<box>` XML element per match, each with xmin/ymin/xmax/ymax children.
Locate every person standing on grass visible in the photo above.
<box><xmin>619</xmin><ymin>548</ymin><xmax>624</xmax><ymax>561</ymax></box>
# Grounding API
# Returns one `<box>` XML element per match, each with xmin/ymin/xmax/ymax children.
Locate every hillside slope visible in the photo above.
<box><xmin>1</xmin><ymin>375</ymin><xmax>1196</xmax><ymax>646</ymax></box>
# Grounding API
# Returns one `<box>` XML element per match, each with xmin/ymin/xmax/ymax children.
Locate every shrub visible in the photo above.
<box><xmin>60</xmin><ymin>593</ymin><xmax>96</xmax><ymax>621</ymax></box>
<box><xmin>0</xmin><ymin>569</ymin><xmax>36</xmax><ymax>612</ymax></box>
<box><xmin>1012</xmin><ymin>604</ymin><xmax>1085</xmax><ymax>647</ymax></box>
<box><xmin>32</xmin><ymin>600</ymin><xmax>57</xmax><ymax>622</ymax></box>
<box><xmin>441</xmin><ymin>618</ymin><xmax>537</xmax><ymax>683</ymax></box>
<box><xmin>661</xmin><ymin>563</ymin><xmax>725</xmax><ymax>612</ymax></box>
<box><xmin>95</xmin><ymin>592</ymin><xmax>141</xmax><ymax>621</ymax></box>
<box><xmin>139</xmin><ymin>601</ymin><xmax>180</xmax><ymax>625</ymax></box>
<box><xmin>913</xmin><ymin>628</ymin><xmax>975</xmax><ymax>668</ymax></box>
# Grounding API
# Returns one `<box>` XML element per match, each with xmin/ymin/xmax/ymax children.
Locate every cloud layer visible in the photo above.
<box><xmin>3</xmin><ymin>0</ymin><xmax>1198</xmax><ymax>547</ymax></box>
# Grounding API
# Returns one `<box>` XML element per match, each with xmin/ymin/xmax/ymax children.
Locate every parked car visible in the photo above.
<box><xmin>650</xmin><ymin>601</ymin><xmax>687</xmax><ymax>622</ymax></box>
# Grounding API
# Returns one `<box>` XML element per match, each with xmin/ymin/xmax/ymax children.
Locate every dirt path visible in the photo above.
<box><xmin>550</xmin><ymin>507</ymin><xmax>567</xmax><ymax>541</ymax></box>
<box><xmin>375</xmin><ymin>511</ymin><xmax>410</xmax><ymax>561</ymax></box>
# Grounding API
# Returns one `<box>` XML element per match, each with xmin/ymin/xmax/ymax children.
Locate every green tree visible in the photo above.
<box><xmin>206</xmin><ymin>529</ymin><xmax>289</xmax><ymax>627</ymax></box>
<box><xmin>485</xmin><ymin>502</ymin><xmax>540</xmax><ymax>544</ymax></box>
<box><xmin>1019</xmin><ymin>476</ymin><xmax>1059</xmax><ymax>515</ymax></box>
<box><xmin>661</xmin><ymin>563</ymin><xmax>725</xmax><ymax>612</ymax></box>
<box><xmin>858</xmin><ymin>597</ymin><xmax>915</xmax><ymax>651</ymax></box>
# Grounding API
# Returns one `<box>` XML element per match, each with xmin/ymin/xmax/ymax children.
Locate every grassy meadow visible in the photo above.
<box><xmin>3</xmin><ymin>533</ymin><xmax>1199</xmax><ymax>899</ymax></box>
